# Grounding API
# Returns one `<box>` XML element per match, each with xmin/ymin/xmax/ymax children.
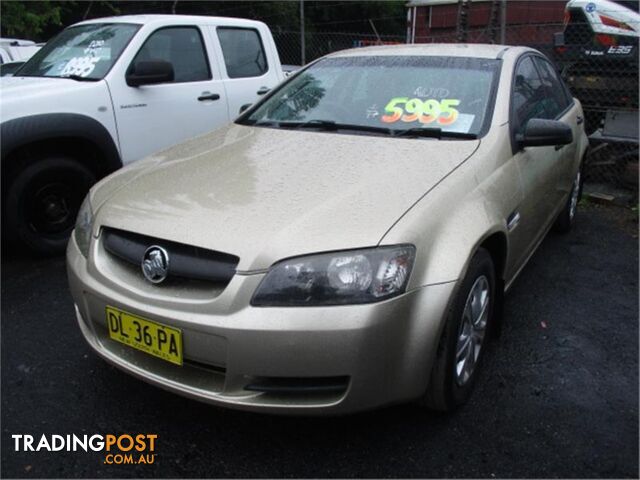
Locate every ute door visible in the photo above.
<box><xmin>111</xmin><ymin>25</ymin><xmax>228</xmax><ymax>164</ymax></box>
<box><xmin>507</xmin><ymin>55</ymin><xmax>565</xmax><ymax>275</ymax></box>
<box><xmin>208</xmin><ymin>25</ymin><xmax>280</xmax><ymax>117</ymax></box>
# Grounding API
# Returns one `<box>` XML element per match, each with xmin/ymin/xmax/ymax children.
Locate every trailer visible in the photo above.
<box><xmin>553</xmin><ymin>0</ymin><xmax>639</xmax><ymax>190</ymax></box>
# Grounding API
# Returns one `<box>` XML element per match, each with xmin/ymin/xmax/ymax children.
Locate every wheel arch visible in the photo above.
<box><xmin>443</xmin><ymin>228</ymin><xmax>509</xmax><ymax>289</ymax></box>
<box><xmin>426</xmin><ymin>228</ymin><xmax>509</xmax><ymax>389</ymax></box>
<box><xmin>478</xmin><ymin>231</ymin><xmax>508</xmax><ymax>282</ymax></box>
<box><xmin>1</xmin><ymin>113</ymin><xmax>122</xmax><ymax>182</ymax></box>
<box><xmin>441</xmin><ymin>227</ymin><xmax>509</xmax><ymax>342</ymax></box>
<box><xmin>475</xmin><ymin>229</ymin><xmax>508</xmax><ymax>337</ymax></box>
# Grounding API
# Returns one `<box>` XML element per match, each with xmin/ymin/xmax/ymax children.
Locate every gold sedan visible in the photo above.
<box><xmin>67</xmin><ymin>44</ymin><xmax>588</xmax><ymax>414</ymax></box>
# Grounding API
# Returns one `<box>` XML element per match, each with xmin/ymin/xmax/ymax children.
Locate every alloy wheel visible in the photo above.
<box><xmin>454</xmin><ymin>275</ymin><xmax>490</xmax><ymax>386</ymax></box>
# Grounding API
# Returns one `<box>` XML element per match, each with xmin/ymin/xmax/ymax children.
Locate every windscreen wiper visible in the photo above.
<box><xmin>282</xmin><ymin>119</ymin><xmax>393</xmax><ymax>135</ymax></box>
<box><xmin>246</xmin><ymin>119</ymin><xmax>477</xmax><ymax>139</ymax></box>
<box><xmin>394</xmin><ymin>127</ymin><xmax>478</xmax><ymax>140</ymax></box>
<box><xmin>247</xmin><ymin>120</ymin><xmax>280</xmax><ymax>127</ymax></box>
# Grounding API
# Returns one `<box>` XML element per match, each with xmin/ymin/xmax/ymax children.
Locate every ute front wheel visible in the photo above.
<box><xmin>5</xmin><ymin>156</ymin><xmax>96</xmax><ymax>255</ymax></box>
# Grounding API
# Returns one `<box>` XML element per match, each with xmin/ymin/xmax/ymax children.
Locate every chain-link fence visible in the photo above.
<box><xmin>273</xmin><ymin>31</ymin><xmax>405</xmax><ymax>66</ymax></box>
<box><xmin>274</xmin><ymin>13</ymin><xmax>638</xmax><ymax>197</ymax></box>
<box><xmin>549</xmin><ymin>11</ymin><xmax>638</xmax><ymax>196</ymax></box>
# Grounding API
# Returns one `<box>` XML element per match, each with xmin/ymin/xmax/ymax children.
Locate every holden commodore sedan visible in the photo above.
<box><xmin>67</xmin><ymin>44</ymin><xmax>587</xmax><ymax>414</ymax></box>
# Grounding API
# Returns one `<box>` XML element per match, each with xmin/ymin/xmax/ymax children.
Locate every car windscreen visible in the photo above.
<box><xmin>17</xmin><ymin>23</ymin><xmax>140</xmax><ymax>80</ymax></box>
<box><xmin>240</xmin><ymin>55</ymin><xmax>501</xmax><ymax>138</ymax></box>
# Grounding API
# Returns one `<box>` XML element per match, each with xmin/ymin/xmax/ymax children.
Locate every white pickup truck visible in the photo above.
<box><xmin>0</xmin><ymin>15</ymin><xmax>285</xmax><ymax>254</ymax></box>
<box><xmin>0</xmin><ymin>38</ymin><xmax>42</xmax><ymax>62</ymax></box>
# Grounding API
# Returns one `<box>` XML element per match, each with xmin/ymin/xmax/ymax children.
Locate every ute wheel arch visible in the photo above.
<box><xmin>1</xmin><ymin>114</ymin><xmax>122</xmax><ymax>255</ymax></box>
<box><xmin>1</xmin><ymin>113</ymin><xmax>122</xmax><ymax>180</ymax></box>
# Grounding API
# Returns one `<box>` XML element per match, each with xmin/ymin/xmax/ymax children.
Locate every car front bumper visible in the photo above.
<box><xmin>67</xmin><ymin>234</ymin><xmax>457</xmax><ymax>415</ymax></box>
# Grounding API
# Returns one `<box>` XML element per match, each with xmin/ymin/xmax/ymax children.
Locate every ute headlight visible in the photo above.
<box><xmin>251</xmin><ymin>245</ymin><xmax>415</xmax><ymax>306</ymax></box>
<box><xmin>74</xmin><ymin>194</ymin><xmax>94</xmax><ymax>258</ymax></box>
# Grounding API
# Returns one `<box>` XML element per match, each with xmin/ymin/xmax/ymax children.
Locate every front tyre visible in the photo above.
<box><xmin>421</xmin><ymin>248</ymin><xmax>495</xmax><ymax>411</ymax></box>
<box><xmin>5</xmin><ymin>156</ymin><xmax>96</xmax><ymax>255</ymax></box>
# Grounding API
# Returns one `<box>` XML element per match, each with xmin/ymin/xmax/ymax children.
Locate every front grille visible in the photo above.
<box><xmin>103</xmin><ymin>227</ymin><xmax>239</xmax><ymax>284</ymax></box>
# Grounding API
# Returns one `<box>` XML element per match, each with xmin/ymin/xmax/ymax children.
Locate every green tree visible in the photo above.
<box><xmin>0</xmin><ymin>1</ymin><xmax>406</xmax><ymax>43</ymax></box>
<box><xmin>1</xmin><ymin>1</ymin><xmax>67</xmax><ymax>39</ymax></box>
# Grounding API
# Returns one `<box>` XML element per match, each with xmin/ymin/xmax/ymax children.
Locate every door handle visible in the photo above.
<box><xmin>576</xmin><ymin>115</ymin><xmax>584</xmax><ymax>125</ymax></box>
<box><xmin>554</xmin><ymin>144</ymin><xmax>565</xmax><ymax>151</ymax></box>
<box><xmin>198</xmin><ymin>92</ymin><xmax>220</xmax><ymax>101</ymax></box>
<box><xmin>256</xmin><ymin>87</ymin><xmax>270</xmax><ymax>95</ymax></box>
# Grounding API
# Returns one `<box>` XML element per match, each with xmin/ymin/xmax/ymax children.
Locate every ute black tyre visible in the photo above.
<box><xmin>421</xmin><ymin>248</ymin><xmax>495</xmax><ymax>411</ymax></box>
<box><xmin>5</xmin><ymin>156</ymin><xmax>96</xmax><ymax>255</ymax></box>
<box><xmin>553</xmin><ymin>166</ymin><xmax>583</xmax><ymax>234</ymax></box>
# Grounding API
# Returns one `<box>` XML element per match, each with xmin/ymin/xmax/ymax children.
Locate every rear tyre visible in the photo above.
<box><xmin>5</xmin><ymin>156</ymin><xmax>96</xmax><ymax>255</ymax></box>
<box><xmin>554</xmin><ymin>167</ymin><xmax>583</xmax><ymax>234</ymax></box>
<box><xmin>420</xmin><ymin>248</ymin><xmax>495</xmax><ymax>411</ymax></box>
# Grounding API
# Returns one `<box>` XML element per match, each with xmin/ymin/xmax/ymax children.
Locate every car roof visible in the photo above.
<box><xmin>75</xmin><ymin>14</ymin><xmax>267</xmax><ymax>29</ymax></box>
<box><xmin>329</xmin><ymin>43</ymin><xmax>535</xmax><ymax>60</ymax></box>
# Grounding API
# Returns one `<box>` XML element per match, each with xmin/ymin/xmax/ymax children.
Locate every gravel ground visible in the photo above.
<box><xmin>1</xmin><ymin>205</ymin><xmax>638</xmax><ymax>478</ymax></box>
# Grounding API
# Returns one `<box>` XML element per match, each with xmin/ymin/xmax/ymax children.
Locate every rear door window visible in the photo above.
<box><xmin>217</xmin><ymin>27</ymin><xmax>267</xmax><ymax>78</ymax></box>
<box><xmin>533</xmin><ymin>57</ymin><xmax>572</xmax><ymax>115</ymax></box>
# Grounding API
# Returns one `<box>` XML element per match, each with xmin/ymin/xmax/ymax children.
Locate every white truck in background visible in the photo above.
<box><xmin>0</xmin><ymin>38</ymin><xmax>42</xmax><ymax>64</ymax></box>
<box><xmin>0</xmin><ymin>38</ymin><xmax>43</xmax><ymax>76</ymax></box>
<box><xmin>0</xmin><ymin>15</ymin><xmax>285</xmax><ymax>254</ymax></box>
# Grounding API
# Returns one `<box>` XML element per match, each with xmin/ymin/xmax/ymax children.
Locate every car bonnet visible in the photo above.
<box><xmin>93</xmin><ymin>124</ymin><xmax>480</xmax><ymax>271</ymax></box>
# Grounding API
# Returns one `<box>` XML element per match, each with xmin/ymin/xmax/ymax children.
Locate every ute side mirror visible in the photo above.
<box><xmin>126</xmin><ymin>60</ymin><xmax>174</xmax><ymax>87</ymax></box>
<box><xmin>516</xmin><ymin>118</ymin><xmax>573</xmax><ymax>149</ymax></box>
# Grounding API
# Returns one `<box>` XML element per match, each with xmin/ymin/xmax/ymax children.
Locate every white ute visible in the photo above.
<box><xmin>0</xmin><ymin>15</ymin><xmax>285</xmax><ymax>254</ymax></box>
<box><xmin>0</xmin><ymin>38</ymin><xmax>42</xmax><ymax>63</ymax></box>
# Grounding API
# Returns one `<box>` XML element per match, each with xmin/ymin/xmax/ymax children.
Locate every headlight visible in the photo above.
<box><xmin>251</xmin><ymin>245</ymin><xmax>415</xmax><ymax>306</ymax></box>
<box><xmin>74</xmin><ymin>194</ymin><xmax>94</xmax><ymax>258</ymax></box>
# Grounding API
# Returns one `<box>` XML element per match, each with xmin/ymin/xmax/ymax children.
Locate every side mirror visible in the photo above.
<box><xmin>239</xmin><ymin>103</ymin><xmax>252</xmax><ymax>114</ymax></box>
<box><xmin>517</xmin><ymin>118</ymin><xmax>573</xmax><ymax>148</ymax></box>
<box><xmin>126</xmin><ymin>60</ymin><xmax>174</xmax><ymax>87</ymax></box>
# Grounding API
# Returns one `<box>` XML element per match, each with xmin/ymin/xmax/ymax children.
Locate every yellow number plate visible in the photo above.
<box><xmin>106</xmin><ymin>306</ymin><xmax>183</xmax><ymax>366</ymax></box>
